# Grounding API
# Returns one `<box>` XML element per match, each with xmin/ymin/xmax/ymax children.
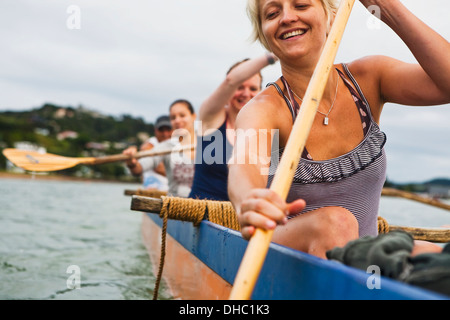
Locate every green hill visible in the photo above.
<box><xmin>0</xmin><ymin>103</ymin><xmax>155</xmax><ymax>180</ymax></box>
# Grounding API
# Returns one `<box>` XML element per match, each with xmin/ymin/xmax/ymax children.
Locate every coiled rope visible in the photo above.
<box><xmin>377</xmin><ymin>216</ymin><xmax>390</xmax><ymax>234</ymax></box>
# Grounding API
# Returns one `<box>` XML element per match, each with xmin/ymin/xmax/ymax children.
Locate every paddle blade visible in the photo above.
<box><xmin>2</xmin><ymin>148</ymin><xmax>94</xmax><ymax>172</ymax></box>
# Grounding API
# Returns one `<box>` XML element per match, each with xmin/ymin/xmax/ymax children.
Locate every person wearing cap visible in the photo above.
<box><xmin>139</xmin><ymin>115</ymin><xmax>173</xmax><ymax>191</ymax></box>
<box><xmin>124</xmin><ymin>99</ymin><xmax>197</xmax><ymax>198</ymax></box>
<box><xmin>142</xmin><ymin>115</ymin><xmax>172</xmax><ymax>150</ymax></box>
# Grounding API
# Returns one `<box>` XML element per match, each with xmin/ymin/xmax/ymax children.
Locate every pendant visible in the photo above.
<box><xmin>323</xmin><ymin>116</ymin><xmax>329</xmax><ymax>125</ymax></box>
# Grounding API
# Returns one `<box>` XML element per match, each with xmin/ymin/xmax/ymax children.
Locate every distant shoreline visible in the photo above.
<box><xmin>0</xmin><ymin>171</ymin><xmax>140</xmax><ymax>185</ymax></box>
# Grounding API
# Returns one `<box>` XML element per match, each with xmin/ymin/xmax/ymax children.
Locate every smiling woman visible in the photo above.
<box><xmin>228</xmin><ymin>0</ymin><xmax>450</xmax><ymax>259</ymax></box>
<box><xmin>187</xmin><ymin>53</ymin><xmax>277</xmax><ymax>202</ymax></box>
<box><xmin>247</xmin><ymin>0</ymin><xmax>338</xmax><ymax>51</ymax></box>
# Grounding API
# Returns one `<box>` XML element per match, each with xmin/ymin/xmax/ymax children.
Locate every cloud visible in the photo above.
<box><xmin>0</xmin><ymin>0</ymin><xmax>266</xmax><ymax>116</ymax></box>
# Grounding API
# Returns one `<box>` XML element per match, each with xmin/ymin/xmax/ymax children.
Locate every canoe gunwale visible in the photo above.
<box><xmin>146</xmin><ymin>212</ymin><xmax>448</xmax><ymax>300</ymax></box>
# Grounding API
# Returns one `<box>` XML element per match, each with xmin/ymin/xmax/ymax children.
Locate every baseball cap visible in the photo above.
<box><xmin>155</xmin><ymin>115</ymin><xmax>172</xmax><ymax>130</ymax></box>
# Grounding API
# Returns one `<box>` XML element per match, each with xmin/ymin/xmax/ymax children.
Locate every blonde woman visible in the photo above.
<box><xmin>229</xmin><ymin>0</ymin><xmax>449</xmax><ymax>258</ymax></box>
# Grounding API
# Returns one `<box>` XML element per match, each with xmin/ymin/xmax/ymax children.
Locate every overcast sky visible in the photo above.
<box><xmin>0</xmin><ymin>0</ymin><xmax>449</xmax><ymax>183</ymax></box>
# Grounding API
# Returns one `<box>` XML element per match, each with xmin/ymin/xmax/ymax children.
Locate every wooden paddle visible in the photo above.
<box><xmin>382</xmin><ymin>188</ymin><xmax>450</xmax><ymax>211</ymax></box>
<box><xmin>229</xmin><ymin>0</ymin><xmax>357</xmax><ymax>300</ymax></box>
<box><xmin>2</xmin><ymin>144</ymin><xmax>194</xmax><ymax>172</ymax></box>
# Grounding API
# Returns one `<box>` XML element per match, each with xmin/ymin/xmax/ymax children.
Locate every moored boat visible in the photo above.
<box><xmin>133</xmin><ymin>195</ymin><xmax>449</xmax><ymax>300</ymax></box>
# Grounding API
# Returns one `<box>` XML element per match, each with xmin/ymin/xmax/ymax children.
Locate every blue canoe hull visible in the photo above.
<box><xmin>144</xmin><ymin>212</ymin><xmax>447</xmax><ymax>300</ymax></box>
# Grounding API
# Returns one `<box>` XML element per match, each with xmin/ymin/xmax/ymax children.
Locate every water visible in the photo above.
<box><xmin>0</xmin><ymin>176</ymin><xmax>448</xmax><ymax>300</ymax></box>
<box><xmin>379</xmin><ymin>196</ymin><xmax>449</xmax><ymax>229</ymax></box>
<box><xmin>0</xmin><ymin>176</ymin><xmax>172</xmax><ymax>300</ymax></box>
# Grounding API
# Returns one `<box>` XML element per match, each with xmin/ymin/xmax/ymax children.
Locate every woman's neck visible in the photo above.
<box><xmin>281</xmin><ymin>62</ymin><xmax>337</xmax><ymax>102</ymax></box>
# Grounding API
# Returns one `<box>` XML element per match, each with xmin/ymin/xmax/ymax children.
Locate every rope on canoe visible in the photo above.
<box><xmin>127</xmin><ymin>191</ymin><xmax>390</xmax><ymax>234</ymax></box>
<box><xmin>159</xmin><ymin>196</ymin><xmax>392</xmax><ymax>233</ymax></box>
<box><xmin>377</xmin><ymin>216</ymin><xmax>390</xmax><ymax>234</ymax></box>
<box><xmin>126</xmin><ymin>191</ymin><xmax>240</xmax><ymax>230</ymax></box>
<box><xmin>153</xmin><ymin>201</ymin><xmax>168</xmax><ymax>300</ymax></box>
<box><xmin>159</xmin><ymin>196</ymin><xmax>240</xmax><ymax>230</ymax></box>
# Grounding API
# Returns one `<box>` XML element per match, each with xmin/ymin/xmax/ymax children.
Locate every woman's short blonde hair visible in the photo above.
<box><xmin>247</xmin><ymin>0</ymin><xmax>338</xmax><ymax>51</ymax></box>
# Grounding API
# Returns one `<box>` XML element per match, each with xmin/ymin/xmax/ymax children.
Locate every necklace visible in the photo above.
<box><xmin>292</xmin><ymin>70</ymin><xmax>339</xmax><ymax>125</ymax></box>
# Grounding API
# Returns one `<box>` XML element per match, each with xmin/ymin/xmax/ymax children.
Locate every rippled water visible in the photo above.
<box><xmin>0</xmin><ymin>176</ymin><xmax>171</xmax><ymax>300</ymax></box>
<box><xmin>0</xmin><ymin>176</ymin><xmax>448</xmax><ymax>300</ymax></box>
<box><xmin>379</xmin><ymin>195</ymin><xmax>449</xmax><ymax>229</ymax></box>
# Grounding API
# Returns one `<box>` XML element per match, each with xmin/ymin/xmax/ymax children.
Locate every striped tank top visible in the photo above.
<box><xmin>267</xmin><ymin>64</ymin><xmax>387</xmax><ymax>237</ymax></box>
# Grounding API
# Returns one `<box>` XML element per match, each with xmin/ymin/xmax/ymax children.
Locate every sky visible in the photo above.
<box><xmin>0</xmin><ymin>0</ymin><xmax>449</xmax><ymax>184</ymax></box>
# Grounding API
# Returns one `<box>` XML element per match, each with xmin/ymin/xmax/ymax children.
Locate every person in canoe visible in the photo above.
<box><xmin>124</xmin><ymin>99</ymin><xmax>197</xmax><ymax>198</ymax></box>
<box><xmin>228</xmin><ymin>0</ymin><xmax>450</xmax><ymax>258</ymax></box>
<box><xmin>139</xmin><ymin>115</ymin><xmax>173</xmax><ymax>191</ymax></box>
<box><xmin>188</xmin><ymin>53</ymin><xmax>277</xmax><ymax>201</ymax></box>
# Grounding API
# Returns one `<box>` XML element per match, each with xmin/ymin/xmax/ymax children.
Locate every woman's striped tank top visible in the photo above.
<box><xmin>266</xmin><ymin>64</ymin><xmax>387</xmax><ymax>237</ymax></box>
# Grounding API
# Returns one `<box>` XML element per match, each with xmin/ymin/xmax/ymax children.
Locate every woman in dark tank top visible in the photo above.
<box><xmin>189</xmin><ymin>120</ymin><xmax>233</xmax><ymax>201</ymax></box>
<box><xmin>188</xmin><ymin>53</ymin><xmax>277</xmax><ymax>201</ymax></box>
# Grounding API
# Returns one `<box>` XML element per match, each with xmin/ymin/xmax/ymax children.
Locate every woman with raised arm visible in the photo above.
<box><xmin>228</xmin><ymin>0</ymin><xmax>450</xmax><ymax>258</ymax></box>
<box><xmin>188</xmin><ymin>53</ymin><xmax>277</xmax><ymax>201</ymax></box>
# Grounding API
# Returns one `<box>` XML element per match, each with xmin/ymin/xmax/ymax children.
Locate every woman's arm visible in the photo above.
<box><xmin>358</xmin><ymin>0</ymin><xmax>450</xmax><ymax>106</ymax></box>
<box><xmin>228</xmin><ymin>108</ymin><xmax>282</xmax><ymax>238</ymax></box>
<box><xmin>228</xmin><ymin>95</ymin><xmax>305</xmax><ymax>239</ymax></box>
<box><xmin>199</xmin><ymin>53</ymin><xmax>277</xmax><ymax>130</ymax></box>
<box><xmin>228</xmin><ymin>141</ymin><xmax>305</xmax><ymax>239</ymax></box>
<box><xmin>123</xmin><ymin>146</ymin><xmax>143</xmax><ymax>176</ymax></box>
<box><xmin>140</xmin><ymin>140</ymin><xmax>166</xmax><ymax>176</ymax></box>
<box><xmin>123</xmin><ymin>144</ymin><xmax>166</xmax><ymax>177</ymax></box>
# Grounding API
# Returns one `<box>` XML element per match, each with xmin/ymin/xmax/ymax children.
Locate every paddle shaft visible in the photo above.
<box><xmin>382</xmin><ymin>188</ymin><xmax>450</xmax><ymax>211</ymax></box>
<box><xmin>229</xmin><ymin>0</ymin><xmax>356</xmax><ymax>300</ymax></box>
<box><xmin>2</xmin><ymin>144</ymin><xmax>195</xmax><ymax>172</ymax></box>
<box><xmin>83</xmin><ymin>144</ymin><xmax>195</xmax><ymax>165</ymax></box>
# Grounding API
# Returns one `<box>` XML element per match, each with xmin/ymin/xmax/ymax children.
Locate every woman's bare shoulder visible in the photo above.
<box><xmin>238</xmin><ymin>84</ymin><xmax>289</xmax><ymax>128</ymax></box>
<box><xmin>345</xmin><ymin>55</ymin><xmax>398</xmax><ymax>78</ymax></box>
